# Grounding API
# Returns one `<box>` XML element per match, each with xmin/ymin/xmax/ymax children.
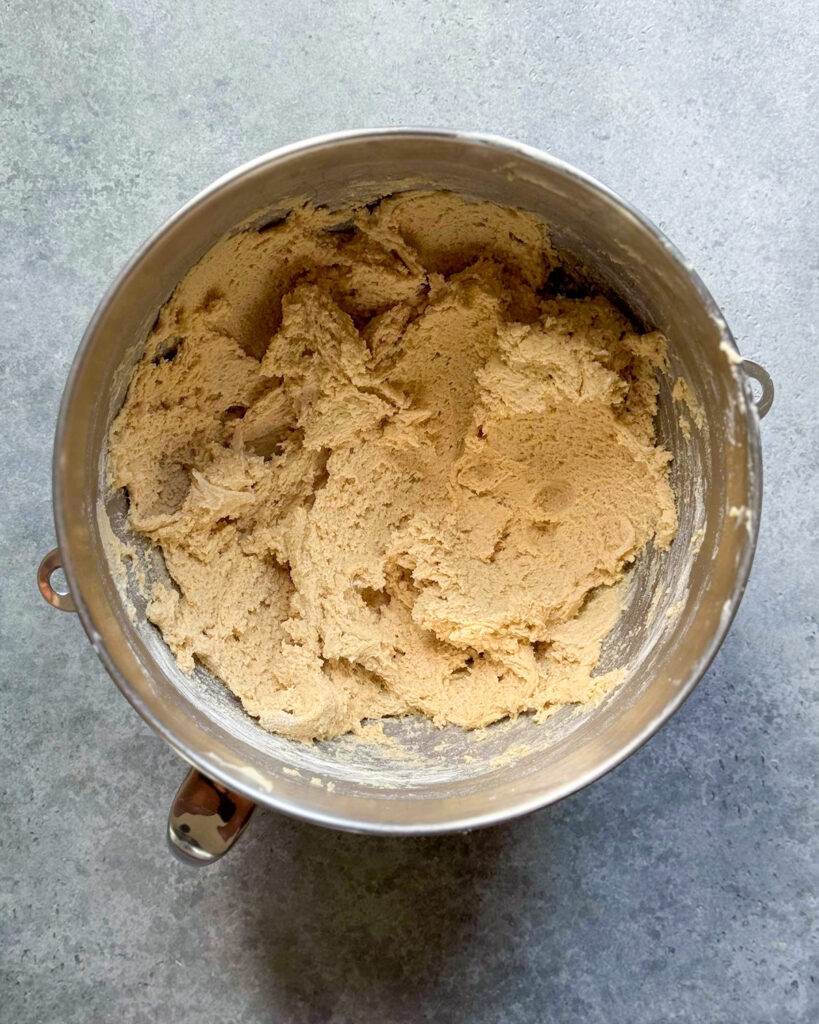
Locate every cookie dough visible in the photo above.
<box><xmin>108</xmin><ymin>191</ymin><xmax>677</xmax><ymax>741</ymax></box>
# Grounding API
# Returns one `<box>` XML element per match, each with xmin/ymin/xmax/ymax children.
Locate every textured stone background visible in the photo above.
<box><xmin>1</xmin><ymin>2</ymin><xmax>816</xmax><ymax>1021</ymax></box>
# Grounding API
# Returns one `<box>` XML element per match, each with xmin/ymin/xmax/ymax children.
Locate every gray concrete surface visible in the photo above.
<box><xmin>1</xmin><ymin>1</ymin><xmax>816</xmax><ymax>1021</ymax></box>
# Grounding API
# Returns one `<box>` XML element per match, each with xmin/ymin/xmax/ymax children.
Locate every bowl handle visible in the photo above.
<box><xmin>167</xmin><ymin>768</ymin><xmax>256</xmax><ymax>865</ymax></box>
<box><xmin>741</xmin><ymin>360</ymin><xmax>774</xmax><ymax>419</ymax></box>
<box><xmin>37</xmin><ymin>548</ymin><xmax>76</xmax><ymax>612</ymax></box>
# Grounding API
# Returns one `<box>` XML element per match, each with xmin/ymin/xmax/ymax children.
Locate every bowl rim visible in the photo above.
<box><xmin>53</xmin><ymin>127</ymin><xmax>763</xmax><ymax>833</ymax></box>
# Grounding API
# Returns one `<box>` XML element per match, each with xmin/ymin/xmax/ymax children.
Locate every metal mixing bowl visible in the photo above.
<box><xmin>37</xmin><ymin>129</ymin><xmax>773</xmax><ymax>863</ymax></box>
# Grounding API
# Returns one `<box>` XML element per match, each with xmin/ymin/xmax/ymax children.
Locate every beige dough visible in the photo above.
<box><xmin>108</xmin><ymin>192</ymin><xmax>677</xmax><ymax>741</ymax></box>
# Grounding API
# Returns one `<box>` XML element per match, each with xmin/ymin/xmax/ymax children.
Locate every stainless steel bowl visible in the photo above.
<box><xmin>38</xmin><ymin>129</ymin><xmax>773</xmax><ymax>863</ymax></box>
